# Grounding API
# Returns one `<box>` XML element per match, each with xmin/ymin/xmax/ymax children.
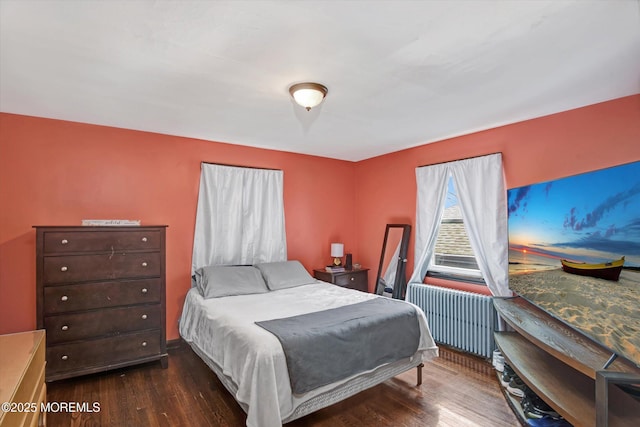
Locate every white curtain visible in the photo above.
<box><xmin>408</xmin><ymin>162</ymin><xmax>450</xmax><ymax>284</ymax></box>
<box><xmin>408</xmin><ymin>153</ymin><xmax>510</xmax><ymax>297</ymax></box>
<box><xmin>192</xmin><ymin>164</ymin><xmax>286</xmax><ymax>273</ymax></box>
<box><xmin>451</xmin><ymin>154</ymin><xmax>509</xmax><ymax>296</ymax></box>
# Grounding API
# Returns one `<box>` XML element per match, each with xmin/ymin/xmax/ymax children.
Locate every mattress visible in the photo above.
<box><xmin>179</xmin><ymin>281</ymin><xmax>438</xmax><ymax>427</ymax></box>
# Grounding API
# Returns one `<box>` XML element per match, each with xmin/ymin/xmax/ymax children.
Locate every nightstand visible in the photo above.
<box><xmin>313</xmin><ymin>268</ymin><xmax>369</xmax><ymax>292</ymax></box>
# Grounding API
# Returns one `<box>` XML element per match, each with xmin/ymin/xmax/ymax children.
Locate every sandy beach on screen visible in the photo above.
<box><xmin>509</xmin><ymin>268</ymin><xmax>640</xmax><ymax>366</ymax></box>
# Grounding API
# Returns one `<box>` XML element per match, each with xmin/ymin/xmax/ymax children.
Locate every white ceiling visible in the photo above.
<box><xmin>1</xmin><ymin>1</ymin><xmax>639</xmax><ymax>161</ymax></box>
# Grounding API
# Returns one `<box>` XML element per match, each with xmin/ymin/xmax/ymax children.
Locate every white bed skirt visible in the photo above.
<box><xmin>187</xmin><ymin>339</ymin><xmax>427</xmax><ymax>424</ymax></box>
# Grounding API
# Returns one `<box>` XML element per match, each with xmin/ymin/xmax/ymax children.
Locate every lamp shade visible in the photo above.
<box><xmin>330</xmin><ymin>243</ymin><xmax>344</xmax><ymax>257</ymax></box>
<box><xmin>289</xmin><ymin>82</ymin><xmax>328</xmax><ymax>111</ymax></box>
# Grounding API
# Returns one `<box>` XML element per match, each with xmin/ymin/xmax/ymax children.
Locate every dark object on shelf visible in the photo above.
<box><xmin>521</xmin><ymin>389</ymin><xmax>560</xmax><ymax>420</ymax></box>
<box><xmin>345</xmin><ymin>253</ymin><xmax>352</xmax><ymax>270</ymax></box>
<box><xmin>507</xmin><ymin>376</ymin><xmax>529</xmax><ymax>398</ymax></box>
<box><xmin>525</xmin><ymin>416</ymin><xmax>572</xmax><ymax>427</ymax></box>
<box><xmin>501</xmin><ymin>363</ymin><xmax>516</xmax><ymax>387</ymax></box>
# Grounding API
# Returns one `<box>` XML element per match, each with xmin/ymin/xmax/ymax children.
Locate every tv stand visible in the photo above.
<box><xmin>493</xmin><ymin>296</ymin><xmax>640</xmax><ymax>427</ymax></box>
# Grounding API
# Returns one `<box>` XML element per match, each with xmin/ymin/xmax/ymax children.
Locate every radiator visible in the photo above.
<box><xmin>407</xmin><ymin>283</ymin><xmax>496</xmax><ymax>359</ymax></box>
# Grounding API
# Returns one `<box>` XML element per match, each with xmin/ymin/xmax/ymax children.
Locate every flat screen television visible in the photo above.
<box><xmin>507</xmin><ymin>160</ymin><xmax>640</xmax><ymax>366</ymax></box>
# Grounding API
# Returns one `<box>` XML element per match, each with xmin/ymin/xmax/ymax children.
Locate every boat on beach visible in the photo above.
<box><xmin>560</xmin><ymin>256</ymin><xmax>625</xmax><ymax>281</ymax></box>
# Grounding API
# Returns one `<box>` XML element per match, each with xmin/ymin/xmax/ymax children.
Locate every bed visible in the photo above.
<box><xmin>179</xmin><ymin>261</ymin><xmax>438</xmax><ymax>427</ymax></box>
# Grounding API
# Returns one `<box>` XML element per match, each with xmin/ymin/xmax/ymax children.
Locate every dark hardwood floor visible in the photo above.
<box><xmin>47</xmin><ymin>344</ymin><xmax>519</xmax><ymax>426</ymax></box>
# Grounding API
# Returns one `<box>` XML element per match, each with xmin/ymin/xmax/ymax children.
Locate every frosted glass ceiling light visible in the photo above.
<box><xmin>289</xmin><ymin>82</ymin><xmax>328</xmax><ymax>111</ymax></box>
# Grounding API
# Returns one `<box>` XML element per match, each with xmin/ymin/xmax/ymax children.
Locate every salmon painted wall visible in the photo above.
<box><xmin>0</xmin><ymin>113</ymin><xmax>357</xmax><ymax>340</ymax></box>
<box><xmin>2</xmin><ymin>95</ymin><xmax>639</xmax><ymax>337</ymax></box>
<box><xmin>354</xmin><ymin>95</ymin><xmax>640</xmax><ymax>292</ymax></box>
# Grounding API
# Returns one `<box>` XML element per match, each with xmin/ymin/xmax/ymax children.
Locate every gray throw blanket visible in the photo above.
<box><xmin>256</xmin><ymin>297</ymin><xmax>421</xmax><ymax>394</ymax></box>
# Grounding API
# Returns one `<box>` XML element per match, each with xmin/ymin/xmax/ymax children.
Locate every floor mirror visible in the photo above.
<box><xmin>375</xmin><ymin>224</ymin><xmax>411</xmax><ymax>299</ymax></box>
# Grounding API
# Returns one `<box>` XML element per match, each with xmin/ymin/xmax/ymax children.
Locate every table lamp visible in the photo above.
<box><xmin>331</xmin><ymin>243</ymin><xmax>344</xmax><ymax>266</ymax></box>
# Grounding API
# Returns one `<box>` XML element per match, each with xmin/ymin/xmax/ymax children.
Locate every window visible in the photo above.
<box><xmin>428</xmin><ymin>174</ymin><xmax>484</xmax><ymax>284</ymax></box>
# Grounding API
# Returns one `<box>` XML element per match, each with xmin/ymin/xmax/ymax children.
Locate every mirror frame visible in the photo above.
<box><xmin>375</xmin><ymin>224</ymin><xmax>411</xmax><ymax>299</ymax></box>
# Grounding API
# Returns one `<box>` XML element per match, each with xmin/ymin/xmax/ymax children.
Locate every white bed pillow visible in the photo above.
<box><xmin>193</xmin><ymin>265</ymin><xmax>269</xmax><ymax>299</ymax></box>
<box><xmin>254</xmin><ymin>260</ymin><xmax>316</xmax><ymax>290</ymax></box>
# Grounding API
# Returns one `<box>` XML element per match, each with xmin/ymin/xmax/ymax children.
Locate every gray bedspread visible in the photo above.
<box><xmin>255</xmin><ymin>297</ymin><xmax>421</xmax><ymax>394</ymax></box>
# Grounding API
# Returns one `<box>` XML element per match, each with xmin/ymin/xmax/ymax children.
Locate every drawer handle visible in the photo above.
<box><xmin>61</xmin><ymin>239</ymin><xmax>69</xmax><ymax>245</ymax></box>
<box><xmin>61</xmin><ymin>355</ymin><xmax>68</xmax><ymax>361</ymax></box>
<box><xmin>141</xmin><ymin>314</ymin><xmax>148</xmax><ymax>320</ymax></box>
<box><xmin>61</xmin><ymin>325</ymin><xmax>69</xmax><ymax>331</ymax></box>
<box><xmin>141</xmin><ymin>288</ymin><xmax>148</xmax><ymax>294</ymax></box>
<box><xmin>350</xmin><ymin>277</ymin><xmax>355</xmax><ymax>281</ymax></box>
<box><xmin>141</xmin><ymin>262</ymin><xmax>148</xmax><ymax>267</ymax></box>
<box><xmin>141</xmin><ymin>237</ymin><xmax>148</xmax><ymax>242</ymax></box>
<box><xmin>61</xmin><ymin>266</ymin><xmax>68</xmax><ymax>272</ymax></box>
<box><xmin>61</xmin><ymin>295</ymin><xmax>68</xmax><ymax>302</ymax></box>
<box><xmin>141</xmin><ymin>341</ymin><xmax>147</xmax><ymax>347</ymax></box>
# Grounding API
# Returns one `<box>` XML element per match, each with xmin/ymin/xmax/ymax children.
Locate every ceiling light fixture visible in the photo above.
<box><xmin>289</xmin><ymin>82</ymin><xmax>328</xmax><ymax>111</ymax></box>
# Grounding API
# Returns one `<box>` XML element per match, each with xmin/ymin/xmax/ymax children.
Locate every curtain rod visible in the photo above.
<box><xmin>200</xmin><ymin>161</ymin><xmax>281</xmax><ymax>171</ymax></box>
<box><xmin>418</xmin><ymin>152</ymin><xmax>502</xmax><ymax>169</ymax></box>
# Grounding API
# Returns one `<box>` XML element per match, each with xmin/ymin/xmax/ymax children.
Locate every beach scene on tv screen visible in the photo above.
<box><xmin>507</xmin><ymin>160</ymin><xmax>640</xmax><ymax>366</ymax></box>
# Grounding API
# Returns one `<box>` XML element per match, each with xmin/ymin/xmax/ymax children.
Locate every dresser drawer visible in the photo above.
<box><xmin>47</xmin><ymin>330</ymin><xmax>162</xmax><ymax>375</ymax></box>
<box><xmin>43</xmin><ymin>229</ymin><xmax>161</xmax><ymax>254</ymax></box>
<box><xmin>45</xmin><ymin>304</ymin><xmax>161</xmax><ymax>344</ymax></box>
<box><xmin>43</xmin><ymin>252</ymin><xmax>161</xmax><ymax>284</ymax></box>
<box><xmin>43</xmin><ymin>279</ymin><xmax>161</xmax><ymax>314</ymax></box>
<box><xmin>334</xmin><ymin>271</ymin><xmax>368</xmax><ymax>291</ymax></box>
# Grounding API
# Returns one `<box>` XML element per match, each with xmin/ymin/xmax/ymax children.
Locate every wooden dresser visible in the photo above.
<box><xmin>0</xmin><ymin>330</ymin><xmax>46</xmax><ymax>427</ymax></box>
<box><xmin>313</xmin><ymin>268</ymin><xmax>369</xmax><ymax>292</ymax></box>
<box><xmin>34</xmin><ymin>226</ymin><xmax>168</xmax><ymax>381</ymax></box>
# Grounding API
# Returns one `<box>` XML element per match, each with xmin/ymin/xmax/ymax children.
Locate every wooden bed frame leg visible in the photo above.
<box><xmin>416</xmin><ymin>363</ymin><xmax>424</xmax><ymax>386</ymax></box>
